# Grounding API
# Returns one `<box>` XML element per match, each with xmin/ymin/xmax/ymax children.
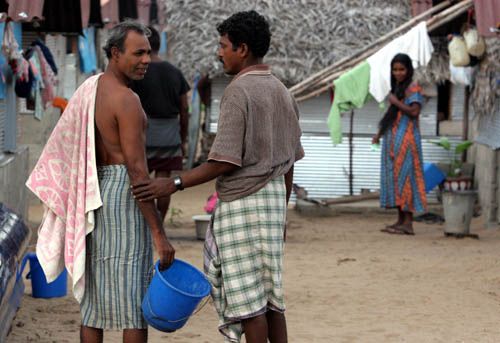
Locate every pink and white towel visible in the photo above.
<box><xmin>26</xmin><ymin>74</ymin><xmax>102</xmax><ymax>303</ymax></box>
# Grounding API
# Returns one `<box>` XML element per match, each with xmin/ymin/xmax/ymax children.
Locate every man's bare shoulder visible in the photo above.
<box><xmin>99</xmin><ymin>74</ymin><xmax>141</xmax><ymax>107</ymax></box>
<box><xmin>116</xmin><ymin>85</ymin><xmax>140</xmax><ymax>103</ymax></box>
<box><xmin>107</xmin><ymin>84</ymin><xmax>143</xmax><ymax>118</ymax></box>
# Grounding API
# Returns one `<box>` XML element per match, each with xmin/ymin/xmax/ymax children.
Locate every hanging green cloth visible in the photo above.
<box><xmin>327</xmin><ymin>61</ymin><xmax>371</xmax><ymax>144</ymax></box>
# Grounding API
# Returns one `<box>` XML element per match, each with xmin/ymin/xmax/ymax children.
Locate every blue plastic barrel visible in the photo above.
<box><xmin>21</xmin><ymin>252</ymin><xmax>67</xmax><ymax>298</ymax></box>
<box><xmin>142</xmin><ymin>259</ymin><xmax>211</xmax><ymax>332</ymax></box>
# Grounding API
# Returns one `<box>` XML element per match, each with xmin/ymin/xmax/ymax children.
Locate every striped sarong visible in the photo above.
<box><xmin>80</xmin><ymin>165</ymin><xmax>153</xmax><ymax>329</ymax></box>
<box><xmin>203</xmin><ymin>176</ymin><xmax>287</xmax><ymax>342</ymax></box>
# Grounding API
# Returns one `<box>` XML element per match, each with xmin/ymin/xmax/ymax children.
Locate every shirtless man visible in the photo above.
<box><xmin>80</xmin><ymin>21</ymin><xmax>175</xmax><ymax>343</ymax></box>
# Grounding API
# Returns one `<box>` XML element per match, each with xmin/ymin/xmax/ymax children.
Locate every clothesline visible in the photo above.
<box><xmin>321</xmin><ymin>0</ymin><xmax>475</xmax><ymax>145</ymax></box>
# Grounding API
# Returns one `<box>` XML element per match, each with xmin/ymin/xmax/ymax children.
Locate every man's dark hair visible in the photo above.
<box><xmin>147</xmin><ymin>26</ymin><xmax>161</xmax><ymax>52</ymax></box>
<box><xmin>103</xmin><ymin>20</ymin><xmax>151</xmax><ymax>58</ymax></box>
<box><xmin>216</xmin><ymin>10</ymin><xmax>271</xmax><ymax>58</ymax></box>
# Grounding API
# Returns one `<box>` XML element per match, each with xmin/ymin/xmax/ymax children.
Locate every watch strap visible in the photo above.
<box><xmin>173</xmin><ymin>175</ymin><xmax>184</xmax><ymax>191</ymax></box>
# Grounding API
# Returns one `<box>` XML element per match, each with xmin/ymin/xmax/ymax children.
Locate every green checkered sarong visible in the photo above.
<box><xmin>203</xmin><ymin>176</ymin><xmax>287</xmax><ymax>342</ymax></box>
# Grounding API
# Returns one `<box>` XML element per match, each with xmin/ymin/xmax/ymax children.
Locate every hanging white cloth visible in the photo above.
<box><xmin>367</xmin><ymin>21</ymin><xmax>434</xmax><ymax>103</ymax></box>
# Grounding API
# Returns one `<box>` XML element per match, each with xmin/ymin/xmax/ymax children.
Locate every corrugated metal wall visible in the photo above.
<box><xmin>297</xmin><ymin>92</ymin><xmax>438</xmax><ymax>136</ymax></box>
<box><xmin>450</xmin><ymin>84</ymin><xmax>474</xmax><ymax>121</ymax></box>
<box><xmin>208</xmin><ymin>76</ymin><xmax>462</xmax><ymax>200</ymax></box>
<box><xmin>208</xmin><ymin>76</ymin><xmax>231</xmax><ymax>133</ymax></box>
<box><xmin>476</xmin><ymin>97</ymin><xmax>500</xmax><ymax>149</ymax></box>
<box><xmin>295</xmin><ymin>135</ymin><xmax>462</xmax><ymax>200</ymax></box>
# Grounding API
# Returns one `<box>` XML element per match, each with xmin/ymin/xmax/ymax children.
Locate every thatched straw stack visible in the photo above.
<box><xmin>472</xmin><ymin>37</ymin><xmax>500</xmax><ymax>117</ymax></box>
<box><xmin>414</xmin><ymin>37</ymin><xmax>450</xmax><ymax>85</ymax></box>
<box><xmin>290</xmin><ymin>0</ymin><xmax>475</xmax><ymax>101</ymax></box>
<box><xmin>162</xmin><ymin>0</ymin><xmax>410</xmax><ymax>86</ymax></box>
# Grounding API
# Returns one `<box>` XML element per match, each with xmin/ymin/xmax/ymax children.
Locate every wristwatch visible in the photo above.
<box><xmin>173</xmin><ymin>175</ymin><xmax>184</xmax><ymax>191</ymax></box>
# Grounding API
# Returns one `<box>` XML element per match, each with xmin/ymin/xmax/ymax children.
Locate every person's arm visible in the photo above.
<box><xmin>197</xmin><ymin>74</ymin><xmax>211</xmax><ymax>107</ymax></box>
<box><xmin>132</xmin><ymin>160</ymin><xmax>238</xmax><ymax>201</ymax></box>
<box><xmin>179</xmin><ymin>93</ymin><xmax>189</xmax><ymax>156</ymax></box>
<box><xmin>117</xmin><ymin>92</ymin><xmax>175</xmax><ymax>269</ymax></box>
<box><xmin>388</xmin><ymin>94</ymin><xmax>421</xmax><ymax>117</ymax></box>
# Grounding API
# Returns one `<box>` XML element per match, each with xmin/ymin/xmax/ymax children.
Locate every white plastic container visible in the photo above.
<box><xmin>442</xmin><ymin>190</ymin><xmax>476</xmax><ymax>235</ymax></box>
<box><xmin>192</xmin><ymin>215</ymin><xmax>211</xmax><ymax>240</ymax></box>
<box><xmin>448</xmin><ymin>36</ymin><xmax>470</xmax><ymax>67</ymax></box>
<box><xmin>463</xmin><ymin>28</ymin><xmax>485</xmax><ymax>57</ymax></box>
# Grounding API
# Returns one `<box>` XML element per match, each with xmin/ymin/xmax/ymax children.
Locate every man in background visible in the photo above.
<box><xmin>132</xmin><ymin>26</ymin><xmax>190</xmax><ymax>224</ymax></box>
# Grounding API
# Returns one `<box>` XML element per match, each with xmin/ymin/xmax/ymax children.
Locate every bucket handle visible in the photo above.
<box><xmin>18</xmin><ymin>252</ymin><xmax>35</xmax><ymax>281</ymax></box>
<box><xmin>147</xmin><ymin>295</ymin><xmax>211</xmax><ymax>323</ymax></box>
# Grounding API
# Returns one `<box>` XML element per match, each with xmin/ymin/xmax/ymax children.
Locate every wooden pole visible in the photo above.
<box><xmin>320</xmin><ymin>192</ymin><xmax>380</xmax><ymax>206</ymax></box>
<box><xmin>349</xmin><ymin>110</ymin><xmax>354</xmax><ymax>196</ymax></box>
<box><xmin>289</xmin><ymin>0</ymin><xmax>453</xmax><ymax>96</ymax></box>
<box><xmin>462</xmin><ymin>85</ymin><xmax>470</xmax><ymax>162</ymax></box>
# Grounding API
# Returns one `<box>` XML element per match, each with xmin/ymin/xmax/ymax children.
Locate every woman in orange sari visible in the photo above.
<box><xmin>373</xmin><ymin>53</ymin><xmax>427</xmax><ymax>235</ymax></box>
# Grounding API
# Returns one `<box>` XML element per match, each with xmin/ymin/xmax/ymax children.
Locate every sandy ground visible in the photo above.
<box><xmin>7</xmin><ymin>180</ymin><xmax>500</xmax><ymax>342</ymax></box>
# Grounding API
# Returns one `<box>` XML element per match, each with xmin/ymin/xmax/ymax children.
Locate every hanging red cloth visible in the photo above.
<box><xmin>473</xmin><ymin>0</ymin><xmax>500</xmax><ymax>37</ymax></box>
<box><xmin>6</xmin><ymin>0</ymin><xmax>45</xmax><ymax>22</ymax></box>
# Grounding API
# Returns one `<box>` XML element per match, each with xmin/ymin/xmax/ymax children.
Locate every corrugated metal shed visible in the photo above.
<box><xmin>208</xmin><ymin>76</ymin><xmax>463</xmax><ymax>200</ymax></box>
<box><xmin>475</xmin><ymin>98</ymin><xmax>500</xmax><ymax>149</ymax></box>
<box><xmin>208</xmin><ymin>76</ymin><xmax>231</xmax><ymax>133</ymax></box>
<box><xmin>294</xmin><ymin>135</ymin><xmax>462</xmax><ymax>200</ymax></box>
<box><xmin>450</xmin><ymin>84</ymin><xmax>474</xmax><ymax>121</ymax></box>
<box><xmin>300</xmin><ymin>93</ymin><xmax>438</xmax><ymax>137</ymax></box>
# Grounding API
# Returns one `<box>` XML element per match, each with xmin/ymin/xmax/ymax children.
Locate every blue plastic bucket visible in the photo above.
<box><xmin>424</xmin><ymin>162</ymin><xmax>446</xmax><ymax>193</ymax></box>
<box><xmin>20</xmin><ymin>252</ymin><xmax>67</xmax><ymax>298</ymax></box>
<box><xmin>142</xmin><ymin>259</ymin><xmax>211</xmax><ymax>332</ymax></box>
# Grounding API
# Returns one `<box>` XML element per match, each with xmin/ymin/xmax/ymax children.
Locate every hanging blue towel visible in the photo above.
<box><xmin>0</xmin><ymin>22</ymin><xmax>22</xmax><ymax>100</ymax></box>
<box><xmin>159</xmin><ymin>31</ymin><xmax>167</xmax><ymax>55</ymax></box>
<box><xmin>78</xmin><ymin>27</ymin><xmax>98</xmax><ymax>74</ymax></box>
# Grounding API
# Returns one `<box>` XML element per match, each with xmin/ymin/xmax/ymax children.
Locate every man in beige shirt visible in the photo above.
<box><xmin>132</xmin><ymin>11</ymin><xmax>303</xmax><ymax>343</ymax></box>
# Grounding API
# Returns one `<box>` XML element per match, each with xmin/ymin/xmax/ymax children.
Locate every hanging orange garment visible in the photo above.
<box><xmin>53</xmin><ymin>96</ymin><xmax>68</xmax><ymax>114</ymax></box>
